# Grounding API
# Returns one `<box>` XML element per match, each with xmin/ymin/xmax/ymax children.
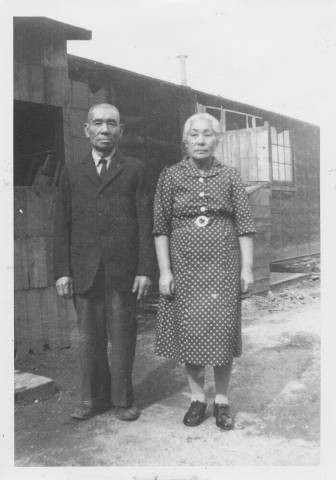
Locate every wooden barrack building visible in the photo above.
<box><xmin>14</xmin><ymin>17</ymin><xmax>320</xmax><ymax>358</ymax></box>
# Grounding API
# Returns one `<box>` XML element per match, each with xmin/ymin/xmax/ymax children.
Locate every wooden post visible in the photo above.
<box><xmin>220</xmin><ymin>108</ymin><xmax>226</xmax><ymax>132</ymax></box>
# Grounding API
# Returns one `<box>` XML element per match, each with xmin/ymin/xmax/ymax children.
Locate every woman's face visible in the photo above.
<box><xmin>185</xmin><ymin>118</ymin><xmax>218</xmax><ymax>161</ymax></box>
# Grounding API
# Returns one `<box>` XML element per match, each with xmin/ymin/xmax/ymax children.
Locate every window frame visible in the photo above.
<box><xmin>270</xmin><ymin>126</ymin><xmax>295</xmax><ymax>186</ymax></box>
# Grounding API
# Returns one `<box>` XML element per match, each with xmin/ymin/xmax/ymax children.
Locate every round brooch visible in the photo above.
<box><xmin>195</xmin><ymin>215</ymin><xmax>210</xmax><ymax>227</ymax></box>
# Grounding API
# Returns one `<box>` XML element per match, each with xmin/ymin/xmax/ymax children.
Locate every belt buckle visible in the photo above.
<box><xmin>195</xmin><ymin>215</ymin><xmax>210</xmax><ymax>227</ymax></box>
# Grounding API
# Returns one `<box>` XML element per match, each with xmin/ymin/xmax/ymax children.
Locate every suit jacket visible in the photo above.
<box><xmin>53</xmin><ymin>150</ymin><xmax>155</xmax><ymax>294</ymax></box>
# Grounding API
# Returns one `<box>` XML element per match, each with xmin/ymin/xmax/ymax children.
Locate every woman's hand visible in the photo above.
<box><xmin>241</xmin><ymin>268</ymin><xmax>254</xmax><ymax>294</ymax></box>
<box><xmin>159</xmin><ymin>269</ymin><xmax>175</xmax><ymax>298</ymax></box>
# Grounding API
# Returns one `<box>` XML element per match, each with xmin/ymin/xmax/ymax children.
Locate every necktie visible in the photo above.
<box><xmin>98</xmin><ymin>158</ymin><xmax>108</xmax><ymax>179</ymax></box>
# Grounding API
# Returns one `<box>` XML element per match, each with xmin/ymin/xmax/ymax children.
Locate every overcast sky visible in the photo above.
<box><xmin>7</xmin><ymin>0</ymin><xmax>336</xmax><ymax>124</ymax></box>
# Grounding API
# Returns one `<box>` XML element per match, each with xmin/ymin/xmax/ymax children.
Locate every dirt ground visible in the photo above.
<box><xmin>15</xmin><ymin>276</ymin><xmax>320</xmax><ymax>466</ymax></box>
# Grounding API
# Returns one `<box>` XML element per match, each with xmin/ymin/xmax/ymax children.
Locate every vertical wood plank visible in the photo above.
<box><xmin>14</xmin><ymin>291</ymin><xmax>31</xmax><ymax>358</ymax></box>
<box><xmin>44</xmin><ymin>287</ymin><xmax>62</xmax><ymax>350</ymax></box>
<box><xmin>26</xmin><ymin>289</ymin><xmax>44</xmax><ymax>354</ymax></box>
<box><xmin>26</xmin><ymin>189</ymin><xmax>44</xmax><ymax>237</ymax></box>
<box><xmin>27</xmin><ymin>237</ymin><xmax>48</xmax><ymax>289</ymax></box>
<box><xmin>29</xmin><ymin>64</ymin><xmax>44</xmax><ymax>103</ymax></box>
<box><xmin>46</xmin><ymin>236</ymin><xmax>55</xmax><ymax>287</ymax></box>
<box><xmin>14</xmin><ymin>187</ymin><xmax>28</xmax><ymax>240</ymax></box>
<box><xmin>239</xmin><ymin>133</ymin><xmax>249</xmax><ymax>181</ymax></box>
<box><xmin>55</xmin><ymin>294</ymin><xmax>72</xmax><ymax>349</ymax></box>
<box><xmin>71</xmin><ymin>80</ymin><xmax>89</xmax><ymax>108</ymax></box>
<box><xmin>14</xmin><ymin>60</ymin><xmax>29</xmax><ymax>101</ymax></box>
<box><xmin>257</xmin><ymin>128</ymin><xmax>270</xmax><ymax>181</ymax></box>
<box><xmin>14</xmin><ymin>238</ymin><xmax>29</xmax><ymax>291</ymax></box>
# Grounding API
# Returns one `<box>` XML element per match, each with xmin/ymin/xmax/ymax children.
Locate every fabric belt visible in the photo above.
<box><xmin>171</xmin><ymin>215</ymin><xmax>232</xmax><ymax>229</ymax></box>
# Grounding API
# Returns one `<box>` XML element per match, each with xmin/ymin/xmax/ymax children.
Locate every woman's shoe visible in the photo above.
<box><xmin>183</xmin><ymin>401</ymin><xmax>207</xmax><ymax>427</ymax></box>
<box><xmin>213</xmin><ymin>403</ymin><xmax>234</xmax><ymax>430</ymax></box>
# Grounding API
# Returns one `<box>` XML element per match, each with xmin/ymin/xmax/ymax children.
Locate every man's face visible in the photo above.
<box><xmin>84</xmin><ymin>105</ymin><xmax>122</xmax><ymax>153</ymax></box>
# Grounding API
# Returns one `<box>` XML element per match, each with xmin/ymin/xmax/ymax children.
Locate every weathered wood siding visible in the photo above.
<box><xmin>14</xmin><ymin>31</ymin><xmax>71</xmax><ymax>168</ymax></box>
<box><xmin>216</xmin><ymin>125</ymin><xmax>270</xmax><ymax>183</ymax></box>
<box><xmin>14</xmin><ymin>187</ymin><xmax>76</xmax><ymax>358</ymax></box>
<box><xmin>270</xmin><ymin>123</ymin><xmax>320</xmax><ymax>262</ymax></box>
<box><xmin>249</xmin><ymin>186</ymin><xmax>272</xmax><ymax>293</ymax></box>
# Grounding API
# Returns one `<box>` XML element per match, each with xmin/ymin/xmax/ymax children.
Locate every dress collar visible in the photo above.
<box><xmin>180</xmin><ymin>156</ymin><xmax>223</xmax><ymax>178</ymax></box>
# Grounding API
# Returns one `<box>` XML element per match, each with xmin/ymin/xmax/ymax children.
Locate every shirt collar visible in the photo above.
<box><xmin>92</xmin><ymin>148</ymin><xmax>116</xmax><ymax>168</ymax></box>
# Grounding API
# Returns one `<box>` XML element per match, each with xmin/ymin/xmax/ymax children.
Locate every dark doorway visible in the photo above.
<box><xmin>14</xmin><ymin>100</ymin><xmax>64</xmax><ymax>186</ymax></box>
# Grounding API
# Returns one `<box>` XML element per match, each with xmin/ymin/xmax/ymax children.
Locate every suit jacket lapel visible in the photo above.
<box><xmin>98</xmin><ymin>150</ymin><xmax>124</xmax><ymax>192</ymax></box>
<box><xmin>80</xmin><ymin>153</ymin><xmax>101</xmax><ymax>187</ymax></box>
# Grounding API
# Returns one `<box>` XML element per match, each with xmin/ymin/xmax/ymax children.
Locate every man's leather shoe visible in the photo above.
<box><xmin>183</xmin><ymin>401</ymin><xmax>207</xmax><ymax>427</ymax></box>
<box><xmin>213</xmin><ymin>403</ymin><xmax>234</xmax><ymax>430</ymax></box>
<box><xmin>71</xmin><ymin>405</ymin><xmax>110</xmax><ymax>420</ymax></box>
<box><xmin>115</xmin><ymin>405</ymin><xmax>140</xmax><ymax>421</ymax></box>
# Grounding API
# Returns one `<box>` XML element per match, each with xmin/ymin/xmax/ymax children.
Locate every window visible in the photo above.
<box><xmin>271</xmin><ymin>127</ymin><xmax>293</xmax><ymax>183</ymax></box>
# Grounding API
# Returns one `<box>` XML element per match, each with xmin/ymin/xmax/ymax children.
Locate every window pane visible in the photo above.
<box><xmin>283</xmin><ymin>130</ymin><xmax>290</xmax><ymax>147</ymax></box>
<box><xmin>284</xmin><ymin>147</ymin><xmax>291</xmax><ymax>164</ymax></box>
<box><xmin>279</xmin><ymin>163</ymin><xmax>285</xmax><ymax>181</ymax></box>
<box><xmin>271</xmin><ymin>126</ymin><xmax>277</xmax><ymax>143</ymax></box>
<box><xmin>285</xmin><ymin>164</ymin><xmax>292</xmax><ymax>182</ymax></box>
<box><xmin>273</xmin><ymin>162</ymin><xmax>279</xmax><ymax>181</ymax></box>
<box><xmin>278</xmin><ymin>146</ymin><xmax>285</xmax><ymax>165</ymax></box>
<box><xmin>272</xmin><ymin>144</ymin><xmax>278</xmax><ymax>163</ymax></box>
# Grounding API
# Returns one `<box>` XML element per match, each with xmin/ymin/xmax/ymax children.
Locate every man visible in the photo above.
<box><xmin>53</xmin><ymin>103</ymin><xmax>153</xmax><ymax>421</ymax></box>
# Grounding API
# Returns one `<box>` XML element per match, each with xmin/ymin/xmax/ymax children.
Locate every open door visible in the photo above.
<box><xmin>197</xmin><ymin>103</ymin><xmax>271</xmax><ymax>183</ymax></box>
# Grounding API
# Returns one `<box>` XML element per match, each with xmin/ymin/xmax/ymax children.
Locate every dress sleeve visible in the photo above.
<box><xmin>153</xmin><ymin>167</ymin><xmax>173</xmax><ymax>236</ymax></box>
<box><xmin>230</xmin><ymin>167</ymin><xmax>257</xmax><ymax>236</ymax></box>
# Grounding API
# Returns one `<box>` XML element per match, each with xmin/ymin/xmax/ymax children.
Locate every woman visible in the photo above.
<box><xmin>153</xmin><ymin>112</ymin><xmax>256</xmax><ymax>430</ymax></box>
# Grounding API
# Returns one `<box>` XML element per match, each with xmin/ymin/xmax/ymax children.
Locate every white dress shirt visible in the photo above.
<box><xmin>92</xmin><ymin>149</ymin><xmax>116</xmax><ymax>175</ymax></box>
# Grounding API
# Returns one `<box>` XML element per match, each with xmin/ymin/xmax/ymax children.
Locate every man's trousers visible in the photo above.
<box><xmin>73</xmin><ymin>265</ymin><xmax>137</xmax><ymax>409</ymax></box>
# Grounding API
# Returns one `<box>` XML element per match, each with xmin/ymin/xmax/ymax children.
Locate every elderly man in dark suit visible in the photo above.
<box><xmin>53</xmin><ymin>103</ymin><xmax>154</xmax><ymax>421</ymax></box>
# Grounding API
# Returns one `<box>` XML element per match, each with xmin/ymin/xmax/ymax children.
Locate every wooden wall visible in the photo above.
<box><xmin>14</xmin><ymin>31</ymin><xmax>71</xmax><ymax>168</ymax></box>
<box><xmin>248</xmin><ymin>185</ymin><xmax>272</xmax><ymax>293</ymax></box>
<box><xmin>215</xmin><ymin>124</ymin><xmax>270</xmax><ymax>182</ymax></box>
<box><xmin>270</xmin><ymin>123</ymin><xmax>320</xmax><ymax>262</ymax></box>
<box><xmin>14</xmin><ymin>187</ymin><xmax>76</xmax><ymax>358</ymax></box>
<box><xmin>14</xmin><ymin>34</ymin><xmax>69</xmax><ymax>107</ymax></box>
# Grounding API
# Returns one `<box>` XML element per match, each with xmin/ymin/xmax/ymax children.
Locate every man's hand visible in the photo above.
<box><xmin>159</xmin><ymin>269</ymin><xmax>175</xmax><ymax>298</ymax></box>
<box><xmin>56</xmin><ymin>276</ymin><xmax>73</xmax><ymax>298</ymax></box>
<box><xmin>241</xmin><ymin>268</ymin><xmax>254</xmax><ymax>294</ymax></box>
<box><xmin>132</xmin><ymin>276</ymin><xmax>152</xmax><ymax>301</ymax></box>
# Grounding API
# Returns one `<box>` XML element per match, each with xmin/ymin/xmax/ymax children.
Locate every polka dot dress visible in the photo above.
<box><xmin>153</xmin><ymin>157</ymin><xmax>256</xmax><ymax>366</ymax></box>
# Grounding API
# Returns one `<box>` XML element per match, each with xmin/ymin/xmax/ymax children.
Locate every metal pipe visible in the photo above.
<box><xmin>177</xmin><ymin>55</ymin><xmax>188</xmax><ymax>86</ymax></box>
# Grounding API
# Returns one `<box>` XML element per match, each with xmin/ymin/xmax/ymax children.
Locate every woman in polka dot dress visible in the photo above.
<box><xmin>153</xmin><ymin>113</ymin><xmax>256</xmax><ymax>430</ymax></box>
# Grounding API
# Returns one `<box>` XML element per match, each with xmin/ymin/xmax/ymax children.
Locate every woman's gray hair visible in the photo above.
<box><xmin>182</xmin><ymin>112</ymin><xmax>221</xmax><ymax>143</ymax></box>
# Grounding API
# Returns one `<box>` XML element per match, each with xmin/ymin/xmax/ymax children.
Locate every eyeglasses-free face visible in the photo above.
<box><xmin>84</xmin><ymin>105</ymin><xmax>123</xmax><ymax>153</ymax></box>
<box><xmin>185</xmin><ymin>118</ymin><xmax>218</xmax><ymax>161</ymax></box>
